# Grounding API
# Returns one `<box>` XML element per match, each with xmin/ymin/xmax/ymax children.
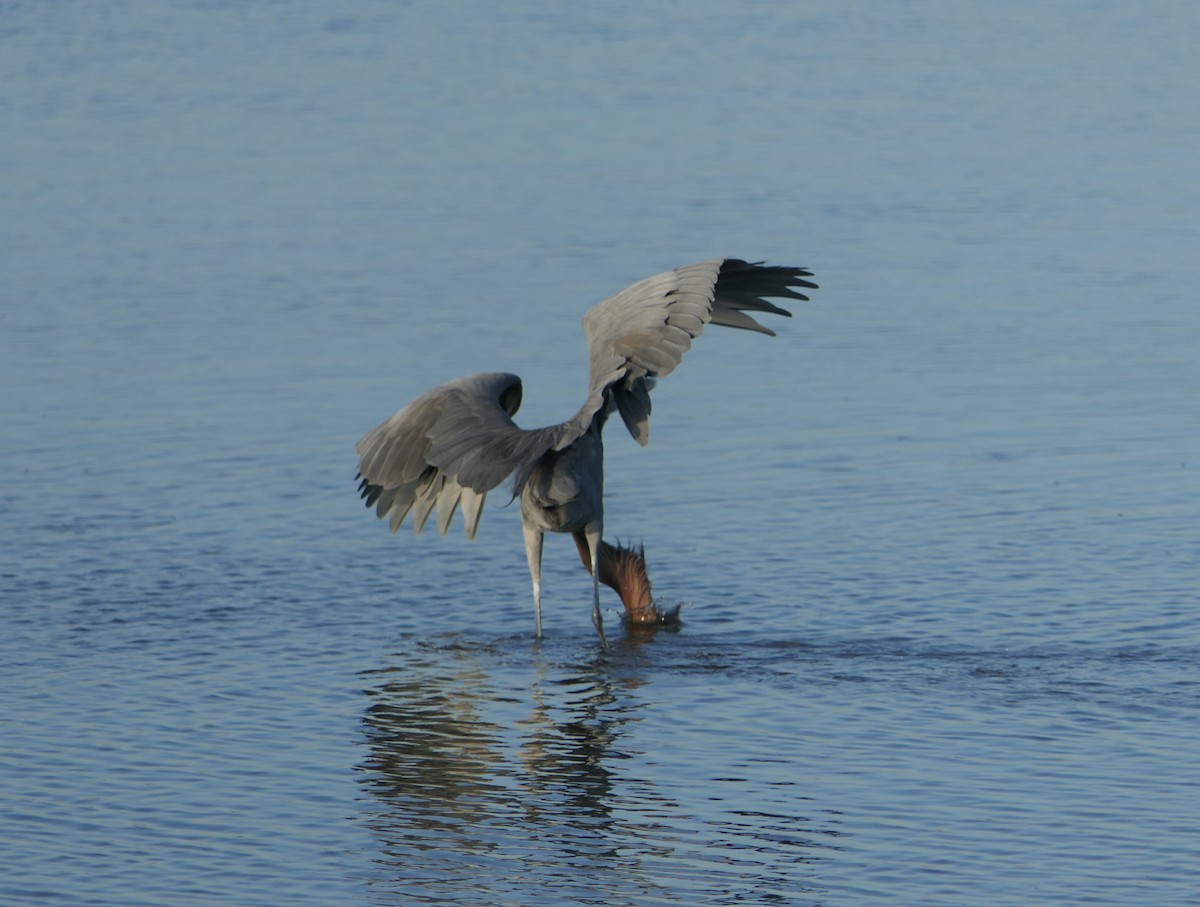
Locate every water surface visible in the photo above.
<box><xmin>2</xmin><ymin>3</ymin><xmax>1198</xmax><ymax>905</ymax></box>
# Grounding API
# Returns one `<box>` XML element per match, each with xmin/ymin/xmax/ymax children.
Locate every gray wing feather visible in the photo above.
<box><xmin>570</xmin><ymin>258</ymin><xmax>817</xmax><ymax>446</ymax></box>
<box><xmin>356</xmin><ymin>372</ymin><xmax>560</xmax><ymax>539</ymax></box>
<box><xmin>356</xmin><ymin>258</ymin><xmax>817</xmax><ymax>537</ymax></box>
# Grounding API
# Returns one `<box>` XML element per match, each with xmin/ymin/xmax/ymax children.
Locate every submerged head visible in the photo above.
<box><xmin>572</xmin><ymin>531</ymin><xmax>681</xmax><ymax>626</ymax></box>
<box><xmin>595</xmin><ymin>540</ymin><xmax>681</xmax><ymax>627</ymax></box>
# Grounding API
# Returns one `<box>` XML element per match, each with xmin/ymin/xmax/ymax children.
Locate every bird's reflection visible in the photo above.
<box><xmin>356</xmin><ymin>631</ymin><xmax>841</xmax><ymax>904</ymax></box>
<box><xmin>359</xmin><ymin>643</ymin><xmax>507</xmax><ymax>838</ymax></box>
<box><xmin>357</xmin><ymin>635</ymin><xmax>664</xmax><ymax>901</ymax></box>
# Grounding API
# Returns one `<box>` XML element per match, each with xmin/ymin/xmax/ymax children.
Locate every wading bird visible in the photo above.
<box><xmin>355</xmin><ymin>258</ymin><xmax>817</xmax><ymax>647</ymax></box>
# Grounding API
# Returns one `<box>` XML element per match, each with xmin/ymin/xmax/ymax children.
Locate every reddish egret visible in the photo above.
<box><xmin>355</xmin><ymin>258</ymin><xmax>817</xmax><ymax>646</ymax></box>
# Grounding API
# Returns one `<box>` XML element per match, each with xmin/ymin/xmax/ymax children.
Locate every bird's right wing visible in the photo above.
<box><xmin>355</xmin><ymin>372</ymin><xmax>561</xmax><ymax>539</ymax></box>
<box><xmin>568</xmin><ymin>258</ymin><xmax>818</xmax><ymax>446</ymax></box>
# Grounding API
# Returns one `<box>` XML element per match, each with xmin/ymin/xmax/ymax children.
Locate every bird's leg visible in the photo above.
<box><xmin>522</xmin><ymin>522</ymin><xmax>544</xmax><ymax>639</ymax></box>
<box><xmin>583</xmin><ymin>520</ymin><xmax>607</xmax><ymax>650</ymax></box>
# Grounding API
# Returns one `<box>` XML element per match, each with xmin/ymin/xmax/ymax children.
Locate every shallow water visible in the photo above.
<box><xmin>3</xmin><ymin>3</ymin><xmax>1199</xmax><ymax>905</ymax></box>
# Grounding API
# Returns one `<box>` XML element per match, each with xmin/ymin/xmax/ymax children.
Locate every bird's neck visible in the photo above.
<box><xmin>600</xmin><ymin>541</ymin><xmax>657</xmax><ymax>623</ymax></box>
<box><xmin>573</xmin><ymin>533</ymin><xmax>656</xmax><ymax>624</ymax></box>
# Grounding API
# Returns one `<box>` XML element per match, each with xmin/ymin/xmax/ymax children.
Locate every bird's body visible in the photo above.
<box><xmin>519</xmin><ymin>423</ymin><xmax>604</xmax><ymax>538</ymax></box>
<box><xmin>356</xmin><ymin>258</ymin><xmax>818</xmax><ymax>646</ymax></box>
<box><xmin>519</xmin><ymin>421</ymin><xmax>606</xmax><ymax>640</ymax></box>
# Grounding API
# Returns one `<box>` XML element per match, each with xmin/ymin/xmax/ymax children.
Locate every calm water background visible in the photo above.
<box><xmin>2</xmin><ymin>3</ymin><xmax>1198</xmax><ymax>905</ymax></box>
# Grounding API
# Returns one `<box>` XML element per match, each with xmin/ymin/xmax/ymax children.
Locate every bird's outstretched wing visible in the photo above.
<box><xmin>355</xmin><ymin>372</ymin><xmax>562</xmax><ymax>539</ymax></box>
<box><xmin>568</xmin><ymin>258</ymin><xmax>818</xmax><ymax>445</ymax></box>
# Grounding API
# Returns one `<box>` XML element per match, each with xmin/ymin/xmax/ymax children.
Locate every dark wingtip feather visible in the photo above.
<box><xmin>357</xmin><ymin>473</ymin><xmax>385</xmax><ymax>508</ymax></box>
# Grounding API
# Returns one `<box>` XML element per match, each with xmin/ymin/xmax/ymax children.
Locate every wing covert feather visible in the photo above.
<box><xmin>572</xmin><ymin>258</ymin><xmax>817</xmax><ymax>446</ymax></box>
<box><xmin>355</xmin><ymin>372</ymin><xmax>559</xmax><ymax>539</ymax></box>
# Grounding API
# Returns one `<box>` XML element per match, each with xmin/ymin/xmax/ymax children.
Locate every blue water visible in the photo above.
<box><xmin>3</xmin><ymin>3</ymin><xmax>1198</xmax><ymax>905</ymax></box>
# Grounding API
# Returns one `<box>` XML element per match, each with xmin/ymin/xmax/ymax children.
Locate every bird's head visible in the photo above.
<box><xmin>597</xmin><ymin>540</ymin><xmax>681</xmax><ymax>627</ymax></box>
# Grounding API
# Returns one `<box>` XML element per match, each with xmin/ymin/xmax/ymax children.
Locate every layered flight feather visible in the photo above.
<box><xmin>355</xmin><ymin>258</ymin><xmax>817</xmax><ymax>537</ymax></box>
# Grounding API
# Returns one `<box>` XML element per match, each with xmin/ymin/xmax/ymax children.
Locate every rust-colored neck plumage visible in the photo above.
<box><xmin>573</xmin><ymin>532</ymin><xmax>658</xmax><ymax>624</ymax></box>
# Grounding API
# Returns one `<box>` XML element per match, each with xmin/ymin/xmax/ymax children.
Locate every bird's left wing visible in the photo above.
<box><xmin>565</xmin><ymin>258</ymin><xmax>817</xmax><ymax>446</ymax></box>
<box><xmin>355</xmin><ymin>372</ymin><xmax>561</xmax><ymax>539</ymax></box>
